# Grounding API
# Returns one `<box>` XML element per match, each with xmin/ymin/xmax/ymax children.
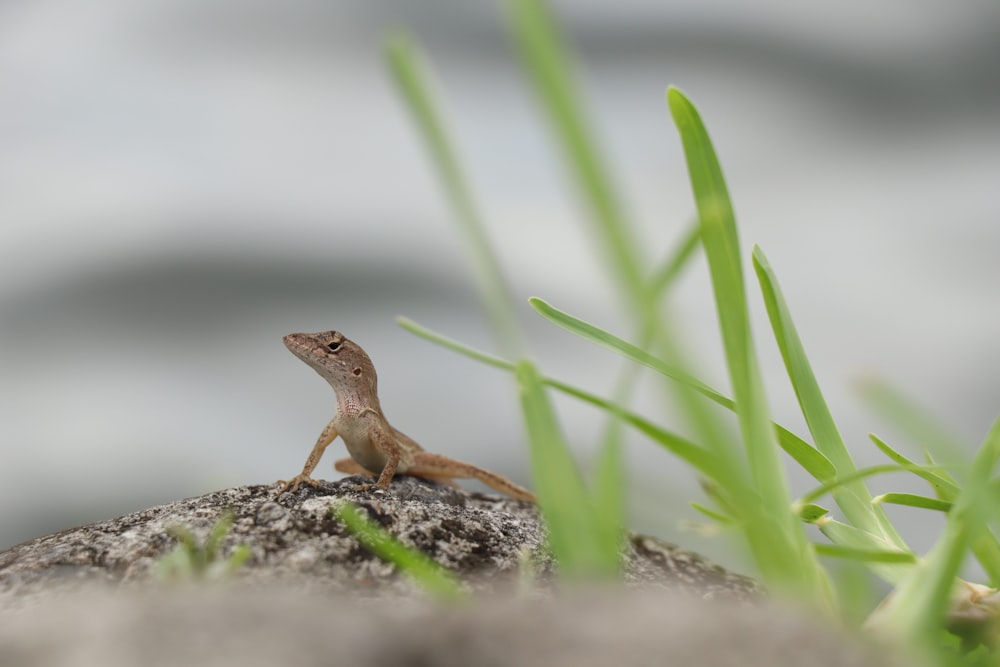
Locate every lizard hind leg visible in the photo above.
<box><xmin>333</xmin><ymin>457</ymin><xmax>382</xmax><ymax>490</ymax></box>
<box><xmin>407</xmin><ymin>451</ymin><xmax>536</xmax><ymax>503</ymax></box>
<box><xmin>335</xmin><ymin>457</ymin><xmax>461</xmax><ymax>489</ymax></box>
<box><xmin>334</xmin><ymin>458</ymin><xmax>377</xmax><ymax>477</ymax></box>
<box><xmin>335</xmin><ymin>448</ymin><xmax>400</xmax><ymax>493</ymax></box>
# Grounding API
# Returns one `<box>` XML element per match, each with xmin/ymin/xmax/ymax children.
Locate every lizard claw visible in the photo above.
<box><xmin>352</xmin><ymin>481</ymin><xmax>388</xmax><ymax>495</ymax></box>
<box><xmin>274</xmin><ymin>475</ymin><xmax>321</xmax><ymax>498</ymax></box>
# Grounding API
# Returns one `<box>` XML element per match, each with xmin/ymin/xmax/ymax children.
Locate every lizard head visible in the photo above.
<box><xmin>283</xmin><ymin>331</ymin><xmax>378</xmax><ymax>395</ymax></box>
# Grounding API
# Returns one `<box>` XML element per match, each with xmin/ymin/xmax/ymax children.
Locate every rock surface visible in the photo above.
<box><xmin>0</xmin><ymin>476</ymin><xmax>759</xmax><ymax>607</ymax></box>
<box><xmin>0</xmin><ymin>477</ymin><xmax>914</xmax><ymax>667</ymax></box>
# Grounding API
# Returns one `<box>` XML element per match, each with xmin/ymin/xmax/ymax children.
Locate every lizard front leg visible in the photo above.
<box><xmin>274</xmin><ymin>418</ymin><xmax>339</xmax><ymax>497</ymax></box>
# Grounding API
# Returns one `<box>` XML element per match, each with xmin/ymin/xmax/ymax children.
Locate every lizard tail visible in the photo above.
<box><xmin>407</xmin><ymin>452</ymin><xmax>537</xmax><ymax>503</ymax></box>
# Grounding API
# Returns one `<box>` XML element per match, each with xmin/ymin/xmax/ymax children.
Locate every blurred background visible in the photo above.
<box><xmin>1</xmin><ymin>0</ymin><xmax>998</xmax><ymax>572</ymax></box>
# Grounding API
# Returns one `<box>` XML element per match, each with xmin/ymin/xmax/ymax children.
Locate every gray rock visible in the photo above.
<box><xmin>0</xmin><ymin>476</ymin><xmax>759</xmax><ymax>607</ymax></box>
<box><xmin>0</xmin><ymin>477</ymin><xmax>913</xmax><ymax>667</ymax></box>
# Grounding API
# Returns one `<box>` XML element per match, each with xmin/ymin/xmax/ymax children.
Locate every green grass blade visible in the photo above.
<box><xmin>690</xmin><ymin>501</ymin><xmax>734</xmax><ymax>524</ymax></box>
<box><xmin>666</xmin><ymin>87</ymin><xmax>746</xmax><ymax>405</ymax></box>
<box><xmin>530</xmin><ymin>297</ymin><xmax>716</xmax><ymax>396</ymax></box>
<box><xmin>798</xmin><ymin>464</ymin><xmax>947</xmax><ymax>508</ymax></box>
<box><xmin>866</xmin><ymin>417</ymin><xmax>1000</xmax><ymax>644</ymax></box>
<box><xmin>217</xmin><ymin>545</ymin><xmax>252</xmax><ymax>577</ymax></box>
<box><xmin>385</xmin><ymin>34</ymin><xmax>523</xmax><ymax>356</ymax></box>
<box><xmin>813</xmin><ymin>544</ymin><xmax>918</xmax><ymax>564</ymax></box>
<box><xmin>667</xmin><ymin>86</ymin><xmax>828</xmax><ymax>602</ymax></box>
<box><xmin>869</xmin><ymin>435</ymin><xmax>1000</xmax><ymax>587</ymax></box>
<box><xmin>752</xmin><ymin>246</ymin><xmax>907</xmax><ymax>550</ymax></box>
<box><xmin>506</xmin><ymin>0</ymin><xmax>687</xmax><ymax>537</ymax></box>
<box><xmin>873</xmin><ymin>493</ymin><xmax>952</xmax><ymax>512</ymax></box>
<box><xmin>506</xmin><ymin>0</ymin><xmax>657</xmax><ymax>499</ymax></box>
<box><xmin>592</xmin><ymin>425</ymin><xmax>626</xmax><ymax>560</ymax></box>
<box><xmin>970</xmin><ymin>529</ymin><xmax>1000</xmax><ymax>588</ymax></box>
<box><xmin>516</xmin><ymin>359</ymin><xmax>620</xmax><ymax>578</ymax></box>
<box><xmin>798</xmin><ymin>503</ymin><xmax>831</xmax><ymax>523</ymax></box>
<box><xmin>398</xmin><ymin>316</ymin><xmax>513</xmax><ymax>372</ymax></box>
<box><xmin>527</xmin><ymin>298</ymin><xmax>836</xmax><ymax>481</ymax></box>
<box><xmin>868</xmin><ymin>433</ymin><xmax>960</xmax><ymax>499</ymax></box>
<box><xmin>505</xmin><ymin>0</ymin><xmax>644</xmax><ymax>307</ymax></box>
<box><xmin>548</xmin><ymin>379</ymin><xmax>723</xmax><ymax>480</ymax></box>
<box><xmin>204</xmin><ymin>511</ymin><xmax>235</xmax><ymax>558</ymax></box>
<box><xmin>698</xmin><ymin>478</ymin><xmax>743</xmax><ymax>525</ymax></box>
<box><xmin>818</xmin><ymin>519</ymin><xmax>913</xmax><ymax>585</ymax></box>
<box><xmin>399</xmin><ymin>316</ymin><xmax>722</xmax><ymax>479</ymax></box>
<box><xmin>334</xmin><ymin>502</ymin><xmax>464</xmax><ymax>600</ymax></box>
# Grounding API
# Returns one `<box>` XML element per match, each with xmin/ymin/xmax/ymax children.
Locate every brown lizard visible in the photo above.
<box><xmin>275</xmin><ymin>330</ymin><xmax>536</xmax><ymax>502</ymax></box>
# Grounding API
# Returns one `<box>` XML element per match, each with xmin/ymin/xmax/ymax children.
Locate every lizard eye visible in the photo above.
<box><xmin>352</xmin><ymin>368</ymin><xmax>362</xmax><ymax>376</ymax></box>
<box><xmin>326</xmin><ymin>340</ymin><xmax>342</xmax><ymax>352</ymax></box>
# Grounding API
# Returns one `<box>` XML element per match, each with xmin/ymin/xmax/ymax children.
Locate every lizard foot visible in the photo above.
<box><xmin>353</xmin><ymin>481</ymin><xmax>388</xmax><ymax>495</ymax></box>
<box><xmin>274</xmin><ymin>475</ymin><xmax>321</xmax><ymax>498</ymax></box>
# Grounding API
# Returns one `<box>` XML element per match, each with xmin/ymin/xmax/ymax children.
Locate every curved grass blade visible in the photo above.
<box><xmin>385</xmin><ymin>34</ymin><xmax>523</xmax><ymax>357</ymax></box>
<box><xmin>869</xmin><ymin>433</ymin><xmax>959</xmax><ymax>499</ymax></box>
<box><xmin>398</xmin><ymin>316</ymin><xmax>512</xmax><ymax>371</ymax></box>
<box><xmin>668</xmin><ymin>85</ymin><xmax>828</xmax><ymax>602</ymax></box>
<box><xmin>690</xmin><ymin>501</ymin><xmax>733</xmax><ymax>524</ymax></box>
<box><xmin>530</xmin><ymin>297</ymin><xmax>714</xmax><ymax>395</ymax></box>
<box><xmin>506</xmin><ymin>0</ymin><xmax>644</xmax><ymax>307</ymax></box>
<box><xmin>869</xmin><ymin>435</ymin><xmax>1000</xmax><ymax>587</ymax></box>
<box><xmin>516</xmin><ymin>359</ymin><xmax>620</xmax><ymax>578</ymax></box>
<box><xmin>799</xmin><ymin>503</ymin><xmax>831</xmax><ymax>523</ymax></box>
<box><xmin>752</xmin><ymin>246</ymin><xmax>906</xmax><ymax>551</ymax></box>
<box><xmin>813</xmin><ymin>544</ymin><xmax>917</xmax><ymax>564</ymax></box>
<box><xmin>865</xmin><ymin>417</ymin><xmax>1000</xmax><ymax>645</ymax></box>
<box><xmin>335</xmin><ymin>502</ymin><xmax>464</xmax><ymax>600</ymax></box>
<box><xmin>527</xmin><ymin>298</ymin><xmax>835</xmax><ymax>482</ymax></box>
<box><xmin>797</xmin><ymin>464</ymin><xmax>947</xmax><ymax>507</ymax></box>
<box><xmin>398</xmin><ymin>317</ymin><xmax>722</xmax><ymax>480</ymax></box>
<box><xmin>873</xmin><ymin>493</ymin><xmax>952</xmax><ymax>512</ymax></box>
<box><xmin>818</xmin><ymin>519</ymin><xmax>913</xmax><ymax>586</ymax></box>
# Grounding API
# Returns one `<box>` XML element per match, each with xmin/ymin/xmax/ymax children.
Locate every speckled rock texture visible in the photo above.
<box><xmin>0</xmin><ymin>476</ymin><xmax>759</xmax><ymax>607</ymax></box>
<box><xmin>0</xmin><ymin>477</ymin><xmax>920</xmax><ymax>667</ymax></box>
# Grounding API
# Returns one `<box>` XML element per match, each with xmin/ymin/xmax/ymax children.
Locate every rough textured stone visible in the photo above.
<box><xmin>0</xmin><ymin>477</ymin><xmax>920</xmax><ymax>667</ymax></box>
<box><xmin>0</xmin><ymin>476</ymin><xmax>760</xmax><ymax>608</ymax></box>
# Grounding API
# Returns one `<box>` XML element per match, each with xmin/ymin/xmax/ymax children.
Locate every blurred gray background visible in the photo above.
<box><xmin>2</xmin><ymin>1</ymin><xmax>998</xmax><ymax>572</ymax></box>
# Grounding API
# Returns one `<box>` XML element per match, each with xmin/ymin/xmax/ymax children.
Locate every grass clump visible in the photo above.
<box><xmin>155</xmin><ymin>511</ymin><xmax>251</xmax><ymax>582</ymax></box>
<box><xmin>332</xmin><ymin>0</ymin><xmax>1000</xmax><ymax>660</ymax></box>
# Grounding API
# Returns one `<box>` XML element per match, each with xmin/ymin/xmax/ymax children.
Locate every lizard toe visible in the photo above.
<box><xmin>274</xmin><ymin>475</ymin><xmax>321</xmax><ymax>498</ymax></box>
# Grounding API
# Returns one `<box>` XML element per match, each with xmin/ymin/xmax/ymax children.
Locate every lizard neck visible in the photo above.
<box><xmin>330</xmin><ymin>382</ymin><xmax>381</xmax><ymax>419</ymax></box>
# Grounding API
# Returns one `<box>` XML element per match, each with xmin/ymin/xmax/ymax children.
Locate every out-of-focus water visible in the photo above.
<box><xmin>1</xmin><ymin>1</ymin><xmax>998</xmax><ymax>571</ymax></box>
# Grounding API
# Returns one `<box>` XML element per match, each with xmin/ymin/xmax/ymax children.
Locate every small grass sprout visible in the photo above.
<box><xmin>332</xmin><ymin>502</ymin><xmax>464</xmax><ymax>600</ymax></box>
<box><xmin>155</xmin><ymin>511</ymin><xmax>251</xmax><ymax>582</ymax></box>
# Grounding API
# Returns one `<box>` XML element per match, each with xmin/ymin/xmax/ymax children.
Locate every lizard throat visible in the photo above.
<box><xmin>332</xmin><ymin>385</ymin><xmax>374</xmax><ymax>418</ymax></box>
